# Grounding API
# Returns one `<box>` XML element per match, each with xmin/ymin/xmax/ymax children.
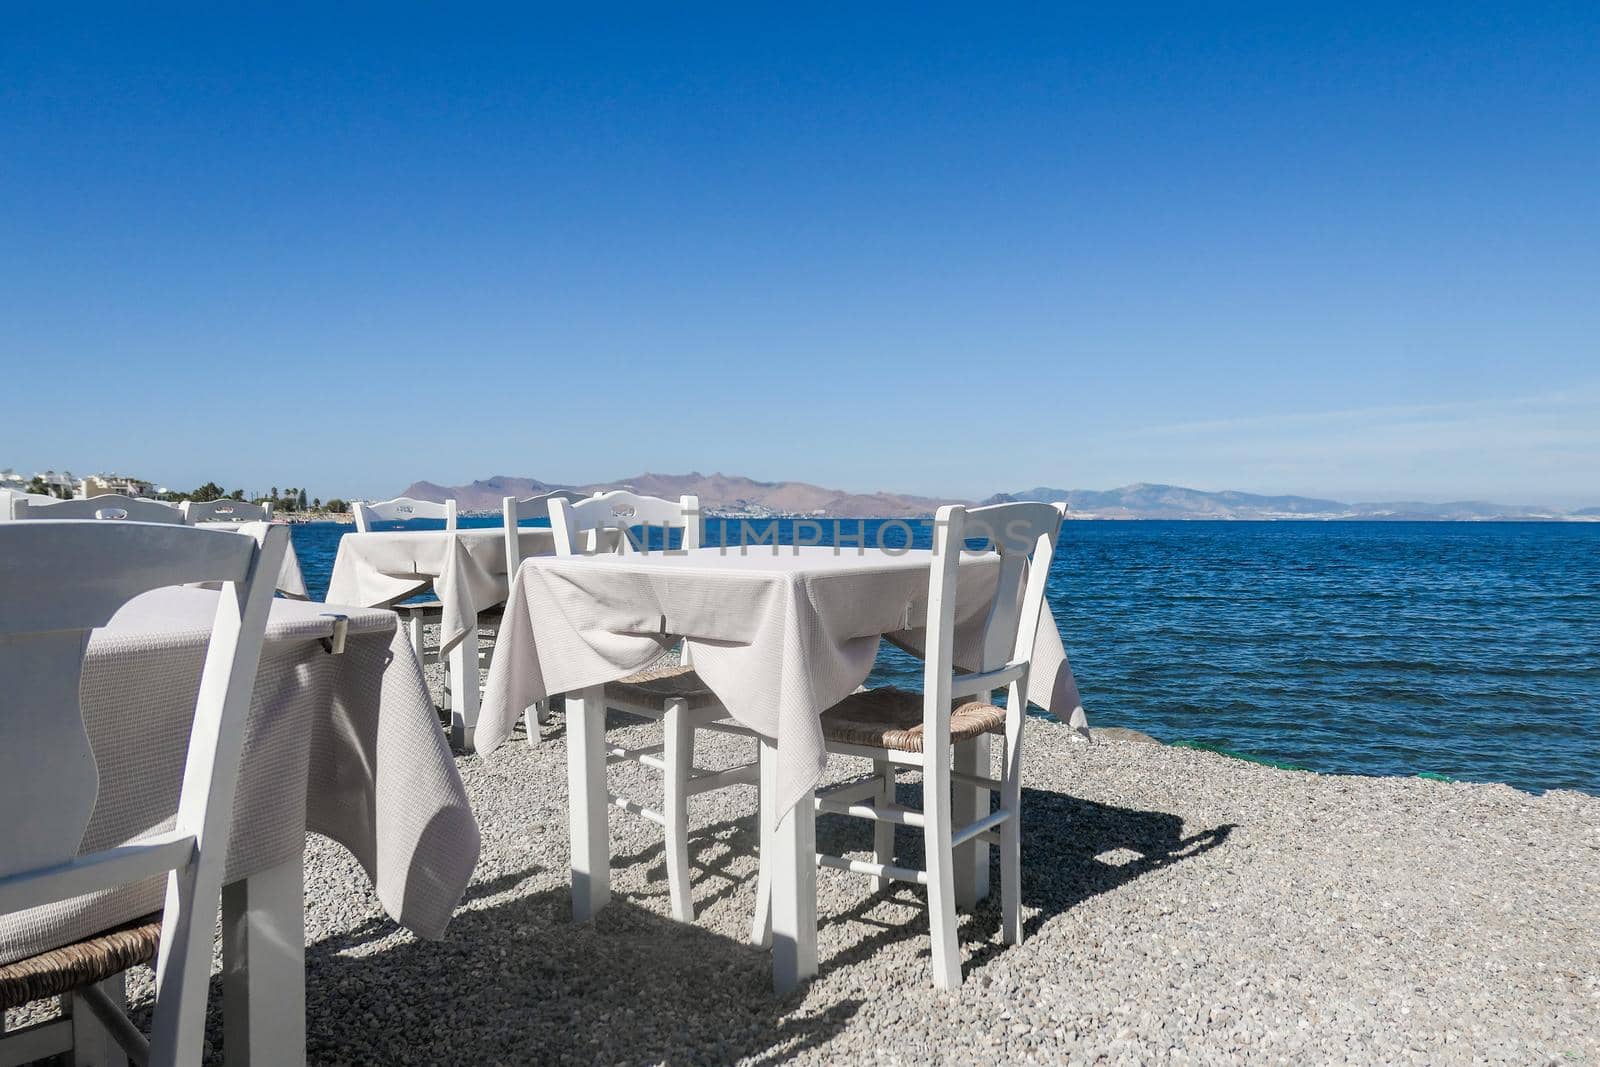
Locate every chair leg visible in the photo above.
<box><xmin>953</xmin><ymin>735</ymin><xmax>991</xmax><ymax>911</ymax></box>
<box><xmin>662</xmin><ymin>698</ymin><xmax>696</xmax><ymax>923</ymax></box>
<box><xmin>1001</xmin><ymin>713</ymin><xmax>1025</xmax><ymax>945</ymax></box>
<box><xmin>220</xmin><ymin>857</ymin><xmax>306</xmax><ymax>1067</ymax></box>
<box><xmin>871</xmin><ymin>759</ymin><xmax>895</xmax><ymax>892</ymax></box>
<box><xmin>67</xmin><ymin>973</ymin><xmax>128</xmax><ymax>1067</ymax></box>
<box><xmin>749</xmin><ymin>738</ymin><xmax>776</xmax><ymax>948</ymax></box>
<box><xmin>923</xmin><ymin>741</ymin><xmax>963</xmax><ymax>990</ymax></box>
<box><xmin>523</xmin><ymin>701</ymin><xmax>547</xmax><ymax>744</ymax></box>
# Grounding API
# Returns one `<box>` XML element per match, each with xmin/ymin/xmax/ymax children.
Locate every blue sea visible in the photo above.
<box><xmin>291</xmin><ymin>518</ymin><xmax>1600</xmax><ymax>795</ymax></box>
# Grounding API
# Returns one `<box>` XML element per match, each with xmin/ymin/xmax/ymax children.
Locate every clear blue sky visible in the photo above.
<box><xmin>3</xmin><ymin>4</ymin><xmax>1597</xmax><ymax>504</ymax></box>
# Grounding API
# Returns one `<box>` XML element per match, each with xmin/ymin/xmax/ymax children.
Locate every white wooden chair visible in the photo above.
<box><xmin>0</xmin><ymin>520</ymin><xmax>288</xmax><ymax>1065</ymax></box>
<box><xmin>181</xmin><ymin>498</ymin><xmax>273</xmax><ymax>523</ymax></box>
<box><xmin>549</xmin><ymin>491</ymin><xmax>759</xmax><ymax>922</ymax></box>
<box><xmin>350</xmin><ymin>496</ymin><xmax>457</xmax><ymax>534</ymax></box>
<box><xmin>8</xmin><ymin>494</ymin><xmax>186</xmax><ymax>524</ymax></box>
<box><xmin>493</xmin><ymin>490</ymin><xmax>586</xmax><ymax>741</ymax></box>
<box><xmin>503</xmin><ymin>490</ymin><xmax>584</xmax><ymax>576</ymax></box>
<box><xmin>0</xmin><ymin>489</ymin><xmax>60</xmax><ymax>519</ymax></box>
<box><xmin>752</xmin><ymin>501</ymin><xmax>1066</xmax><ymax>989</ymax></box>
<box><xmin>350</xmin><ymin>497</ymin><xmax>458</xmax><ymax>673</ymax></box>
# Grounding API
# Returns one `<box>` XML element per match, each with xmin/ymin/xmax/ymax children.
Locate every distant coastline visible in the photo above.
<box><xmin>394</xmin><ymin>473</ymin><xmax>1600</xmax><ymax>522</ymax></box>
<box><xmin>319</xmin><ymin>507</ymin><xmax>1600</xmax><ymax>525</ymax></box>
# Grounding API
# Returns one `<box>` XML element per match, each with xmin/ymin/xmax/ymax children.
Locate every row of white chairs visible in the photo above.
<box><xmin>1</xmin><ymin>490</ymin><xmax>272</xmax><ymax>524</ymax></box>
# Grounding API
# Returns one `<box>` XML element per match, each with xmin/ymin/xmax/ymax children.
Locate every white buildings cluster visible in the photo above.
<box><xmin>0</xmin><ymin>468</ymin><xmax>169</xmax><ymax>499</ymax></box>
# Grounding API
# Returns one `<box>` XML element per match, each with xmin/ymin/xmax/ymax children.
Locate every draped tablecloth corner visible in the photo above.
<box><xmin>305</xmin><ymin>614</ymin><xmax>482</xmax><ymax>940</ymax></box>
<box><xmin>0</xmin><ymin>590</ymin><xmax>481</xmax><ymax>964</ymax></box>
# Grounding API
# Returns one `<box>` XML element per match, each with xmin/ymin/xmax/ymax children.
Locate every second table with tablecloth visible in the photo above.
<box><xmin>324</xmin><ymin>526</ymin><xmax>563</xmax><ymax>749</ymax></box>
<box><xmin>475</xmin><ymin>544</ymin><xmax>1087</xmax><ymax>993</ymax></box>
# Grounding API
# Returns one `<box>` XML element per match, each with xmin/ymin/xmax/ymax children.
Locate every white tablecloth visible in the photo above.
<box><xmin>193</xmin><ymin>520</ymin><xmax>310</xmax><ymax>599</ymax></box>
<box><xmin>325</xmin><ymin>527</ymin><xmax>559</xmax><ymax>653</ymax></box>
<box><xmin>478</xmin><ymin>547</ymin><xmax>1087</xmax><ymax>817</ymax></box>
<box><xmin>0</xmin><ymin>589</ymin><xmax>480</xmax><ymax>965</ymax></box>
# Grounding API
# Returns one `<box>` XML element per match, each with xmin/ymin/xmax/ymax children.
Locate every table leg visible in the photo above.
<box><xmin>567</xmin><ymin>685</ymin><xmax>611</xmax><ymax>921</ymax></box>
<box><xmin>447</xmin><ymin>627</ymin><xmax>479</xmax><ymax>752</ymax></box>
<box><xmin>953</xmin><ymin>734</ymin><xmax>991</xmax><ymax>910</ymax></box>
<box><xmin>768</xmin><ymin>736</ymin><xmax>817</xmax><ymax>996</ymax></box>
<box><xmin>407</xmin><ymin>614</ymin><xmax>424</xmax><ymax>663</ymax></box>
<box><xmin>748</xmin><ymin>739</ymin><xmax>776</xmax><ymax>948</ymax></box>
<box><xmin>222</xmin><ymin>857</ymin><xmax>306</xmax><ymax>1067</ymax></box>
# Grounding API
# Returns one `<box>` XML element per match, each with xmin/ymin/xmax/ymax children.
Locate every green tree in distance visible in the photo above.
<box><xmin>24</xmin><ymin>476</ymin><xmax>72</xmax><ymax>499</ymax></box>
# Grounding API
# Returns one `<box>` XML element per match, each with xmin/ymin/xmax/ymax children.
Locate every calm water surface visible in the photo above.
<box><xmin>291</xmin><ymin>519</ymin><xmax>1600</xmax><ymax>795</ymax></box>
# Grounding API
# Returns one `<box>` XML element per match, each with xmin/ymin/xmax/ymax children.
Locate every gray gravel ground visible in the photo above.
<box><xmin>12</xmin><ymin>659</ymin><xmax>1599</xmax><ymax>1065</ymax></box>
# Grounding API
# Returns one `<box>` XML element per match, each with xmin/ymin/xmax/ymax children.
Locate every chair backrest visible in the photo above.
<box><xmin>503</xmin><ymin>489</ymin><xmax>586</xmax><ymax>575</ymax></box>
<box><xmin>182</xmin><ymin>498</ymin><xmax>273</xmax><ymax>523</ymax></box>
<box><xmin>0</xmin><ymin>520</ymin><xmax>288</xmax><ymax>1062</ymax></box>
<box><xmin>548</xmin><ymin>490</ymin><xmax>701</xmax><ymax>556</ymax></box>
<box><xmin>352</xmin><ymin>496</ymin><xmax>458</xmax><ymax>532</ymax></box>
<box><xmin>8</xmin><ymin>493</ymin><xmax>186</xmax><ymax>524</ymax></box>
<box><xmin>923</xmin><ymin>500</ymin><xmax>1066</xmax><ymax>730</ymax></box>
<box><xmin>0</xmin><ymin>488</ymin><xmax>59</xmax><ymax>520</ymax></box>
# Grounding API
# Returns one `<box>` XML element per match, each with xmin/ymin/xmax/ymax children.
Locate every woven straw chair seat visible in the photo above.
<box><xmin>0</xmin><ymin>916</ymin><xmax>161</xmax><ymax>1011</ymax></box>
<box><xmin>609</xmin><ymin>663</ymin><xmax>723</xmax><ymax>709</ymax></box>
<box><xmin>821</xmin><ymin>687</ymin><xmax>1006</xmax><ymax>753</ymax></box>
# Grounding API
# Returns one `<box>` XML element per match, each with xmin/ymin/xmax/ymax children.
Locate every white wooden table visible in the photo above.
<box><xmin>477</xmin><ymin>546</ymin><xmax>1086</xmax><ymax>993</ymax></box>
<box><xmin>0</xmin><ymin>590</ymin><xmax>480</xmax><ymax>1065</ymax></box>
<box><xmin>325</xmin><ymin>526</ymin><xmax>559</xmax><ymax>749</ymax></box>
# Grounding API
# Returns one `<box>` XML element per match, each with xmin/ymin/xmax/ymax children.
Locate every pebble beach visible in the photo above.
<box><xmin>36</xmin><ymin>661</ymin><xmax>1595</xmax><ymax>1066</ymax></box>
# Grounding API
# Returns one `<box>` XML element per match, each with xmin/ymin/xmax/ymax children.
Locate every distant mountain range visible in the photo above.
<box><xmin>400</xmin><ymin>474</ymin><xmax>1599</xmax><ymax>521</ymax></box>
<box><xmin>998</xmin><ymin>483</ymin><xmax>1592</xmax><ymax>521</ymax></box>
<box><xmin>401</xmin><ymin>472</ymin><xmax>948</xmax><ymax>518</ymax></box>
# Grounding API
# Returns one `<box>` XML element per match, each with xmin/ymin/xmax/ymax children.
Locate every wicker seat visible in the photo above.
<box><xmin>0</xmin><ymin>916</ymin><xmax>161</xmax><ymax>1012</ymax></box>
<box><xmin>820</xmin><ymin>687</ymin><xmax>1006</xmax><ymax>753</ymax></box>
<box><xmin>609</xmin><ymin>662</ymin><xmax>723</xmax><ymax>710</ymax></box>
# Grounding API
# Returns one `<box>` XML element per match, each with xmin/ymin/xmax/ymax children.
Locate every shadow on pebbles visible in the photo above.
<box><xmin>16</xmin><ymin>702</ymin><xmax>1598</xmax><ymax>1065</ymax></box>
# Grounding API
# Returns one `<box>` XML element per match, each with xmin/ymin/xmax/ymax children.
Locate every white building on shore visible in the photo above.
<box><xmin>2</xmin><ymin>468</ymin><xmax>80</xmax><ymax>497</ymax></box>
<box><xmin>79</xmin><ymin>472</ymin><xmax>158</xmax><ymax>498</ymax></box>
<box><xmin>1</xmin><ymin>468</ymin><xmax>170</xmax><ymax>499</ymax></box>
